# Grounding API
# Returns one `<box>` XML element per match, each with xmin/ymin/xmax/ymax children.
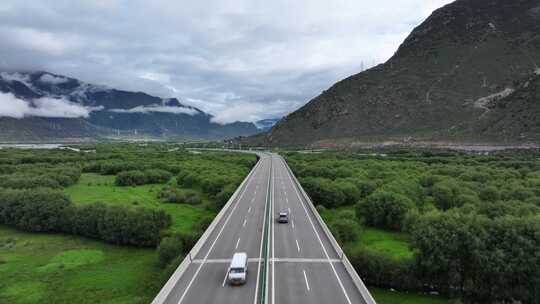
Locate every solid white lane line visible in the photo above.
<box><xmin>292</xmin><ymin>219</ymin><xmax>295</xmax><ymax>229</ymax></box>
<box><xmin>282</xmin><ymin>157</ymin><xmax>353</xmax><ymax>304</ymax></box>
<box><xmin>176</xmin><ymin>158</ymin><xmax>261</xmax><ymax>304</ymax></box>
<box><xmin>296</xmin><ymin>239</ymin><xmax>300</xmax><ymax>253</ymax></box>
<box><xmin>303</xmin><ymin>270</ymin><xmax>310</xmax><ymax>291</ymax></box>
<box><xmin>235</xmin><ymin>237</ymin><xmax>241</xmax><ymax>249</ymax></box>
<box><xmin>243</xmin><ymin>219</ymin><xmax>247</xmax><ymax>227</ymax></box>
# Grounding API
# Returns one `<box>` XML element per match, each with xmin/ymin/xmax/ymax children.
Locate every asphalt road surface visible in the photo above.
<box><xmin>159</xmin><ymin>153</ymin><xmax>371</xmax><ymax>304</ymax></box>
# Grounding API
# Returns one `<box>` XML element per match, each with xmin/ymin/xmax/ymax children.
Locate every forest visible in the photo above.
<box><xmin>286</xmin><ymin>150</ymin><xmax>540</xmax><ymax>304</ymax></box>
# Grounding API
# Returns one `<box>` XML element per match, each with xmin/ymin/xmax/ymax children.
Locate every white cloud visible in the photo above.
<box><xmin>0</xmin><ymin>92</ymin><xmax>30</xmax><ymax>118</ymax></box>
<box><xmin>39</xmin><ymin>73</ymin><xmax>69</xmax><ymax>84</ymax></box>
<box><xmin>209</xmin><ymin>98</ymin><xmax>301</xmax><ymax>124</ymax></box>
<box><xmin>109</xmin><ymin>105</ymin><xmax>198</xmax><ymax>115</ymax></box>
<box><xmin>0</xmin><ymin>0</ymin><xmax>456</xmax><ymax>122</ymax></box>
<box><xmin>0</xmin><ymin>71</ymin><xmax>32</xmax><ymax>87</ymax></box>
<box><xmin>0</xmin><ymin>92</ymin><xmax>102</xmax><ymax>118</ymax></box>
<box><xmin>0</xmin><ymin>27</ymin><xmax>79</xmax><ymax>56</ymax></box>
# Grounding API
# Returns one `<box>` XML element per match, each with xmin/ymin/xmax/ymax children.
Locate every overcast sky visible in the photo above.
<box><xmin>0</xmin><ymin>0</ymin><xmax>453</xmax><ymax>123</ymax></box>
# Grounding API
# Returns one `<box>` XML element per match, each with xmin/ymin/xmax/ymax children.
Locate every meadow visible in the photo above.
<box><xmin>0</xmin><ymin>226</ymin><xmax>159</xmax><ymax>304</ymax></box>
<box><xmin>64</xmin><ymin>173</ymin><xmax>214</xmax><ymax>234</ymax></box>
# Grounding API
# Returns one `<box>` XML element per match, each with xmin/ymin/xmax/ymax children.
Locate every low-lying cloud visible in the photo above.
<box><xmin>0</xmin><ymin>92</ymin><xmax>102</xmax><ymax>118</ymax></box>
<box><xmin>109</xmin><ymin>105</ymin><xmax>198</xmax><ymax>115</ymax></box>
<box><xmin>39</xmin><ymin>73</ymin><xmax>69</xmax><ymax>84</ymax></box>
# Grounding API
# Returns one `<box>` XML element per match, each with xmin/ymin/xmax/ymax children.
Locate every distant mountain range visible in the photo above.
<box><xmin>255</xmin><ymin>0</ymin><xmax>540</xmax><ymax>147</ymax></box>
<box><xmin>255</xmin><ymin>118</ymin><xmax>281</xmax><ymax>132</ymax></box>
<box><xmin>0</xmin><ymin>71</ymin><xmax>260</xmax><ymax>141</ymax></box>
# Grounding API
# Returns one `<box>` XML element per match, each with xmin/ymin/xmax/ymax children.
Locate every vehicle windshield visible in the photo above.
<box><xmin>230</xmin><ymin>267</ymin><xmax>244</xmax><ymax>273</ymax></box>
<box><xmin>280</xmin><ymin>214</ymin><xmax>287</xmax><ymax>217</ymax></box>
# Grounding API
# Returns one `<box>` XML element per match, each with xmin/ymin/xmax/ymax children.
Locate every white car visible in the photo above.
<box><xmin>228</xmin><ymin>252</ymin><xmax>248</xmax><ymax>285</ymax></box>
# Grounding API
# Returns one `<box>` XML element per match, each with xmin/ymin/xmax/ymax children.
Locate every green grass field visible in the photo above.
<box><xmin>0</xmin><ymin>226</ymin><xmax>161</xmax><ymax>304</ymax></box>
<box><xmin>371</xmin><ymin>288</ymin><xmax>449</xmax><ymax>304</ymax></box>
<box><xmin>356</xmin><ymin>228</ymin><xmax>413</xmax><ymax>260</ymax></box>
<box><xmin>320</xmin><ymin>206</ymin><xmax>413</xmax><ymax>260</ymax></box>
<box><xmin>65</xmin><ymin>173</ymin><xmax>215</xmax><ymax>234</ymax></box>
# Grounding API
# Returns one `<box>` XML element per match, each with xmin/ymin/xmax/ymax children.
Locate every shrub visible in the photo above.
<box><xmin>356</xmin><ymin>190</ymin><xmax>414</xmax><ymax>231</ymax></box>
<box><xmin>144</xmin><ymin>169</ymin><xmax>173</xmax><ymax>184</ymax></box>
<box><xmin>115</xmin><ymin>169</ymin><xmax>172</xmax><ymax>186</ymax></box>
<box><xmin>195</xmin><ymin>215</ymin><xmax>214</xmax><ymax>232</ymax></box>
<box><xmin>330</xmin><ymin>219</ymin><xmax>359</xmax><ymax>245</ymax></box>
<box><xmin>355</xmin><ymin>180</ymin><xmax>377</xmax><ymax>198</ymax></box>
<box><xmin>94</xmin><ymin>206</ymin><xmax>171</xmax><ymax>246</ymax></box>
<box><xmin>0</xmin><ymin>188</ymin><xmax>70</xmax><ymax>232</ymax></box>
<box><xmin>431</xmin><ymin>180</ymin><xmax>463</xmax><ymax>210</ymax></box>
<box><xmin>0</xmin><ymin>175</ymin><xmax>61</xmax><ymax>189</ymax></box>
<box><xmin>158</xmin><ymin>236</ymin><xmax>184</xmax><ymax>268</ymax></box>
<box><xmin>301</xmin><ymin>177</ymin><xmax>346</xmax><ymax>208</ymax></box>
<box><xmin>347</xmin><ymin>246</ymin><xmax>420</xmax><ymax>291</ymax></box>
<box><xmin>160</xmin><ymin>255</ymin><xmax>184</xmax><ymax>286</ymax></box>
<box><xmin>479</xmin><ymin>186</ymin><xmax>501</xmax><ymax>202</ymax></box>
<box><xmin>334</xmin><ymin>180</ymin><xmax>361</xmax><ymax>205</ymax></box>
<box><xmin>115</xmin><ymin>170</ymin><xmax>147</xmax><ymax>186</ymax></box>
<box><xmin>0</xmin><ymin>188</ymin><xmax>171</xmax><ymax>247</ymax></box>
<box><xmin>158</xmin><ymin>188</ymin><xmax>202</xmax><ymax>205</ymax></box>
<box><xmin>410</xmin><ymin>212</ymin><xmax>540</xmax><ymax>302</ymax></box>
<box><xmin>215</xmin><ymin>184</ymin><xmax>236</xmax><ymax>209</ymax></box>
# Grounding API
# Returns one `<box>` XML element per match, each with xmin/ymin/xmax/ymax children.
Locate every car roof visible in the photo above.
<box><xmin>231</xmin><ymin>252</ymin><xmax>247</xmax><ymax>268</ymax></box>
<box><xmin>279</xmin><ymin>212</ymin><xmax>287</xmax><ymax>216</ymax></box>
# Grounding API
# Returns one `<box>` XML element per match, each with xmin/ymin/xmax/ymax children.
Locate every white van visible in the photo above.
<box><xmin>228</xmin><ymin>252</ymin><xmax>248</xmax><ymax>285</ymax></box>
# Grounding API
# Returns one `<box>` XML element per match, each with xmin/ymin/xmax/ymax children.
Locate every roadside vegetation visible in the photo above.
<box><xmin>0</xmin><ymin>144</ymin><xmax>257</xmax><ymax>303</ymax></box>
<box><xmin>286</xmin><ymin>150</ymin><xmax>540</xmax><ymax>304</ymax></box>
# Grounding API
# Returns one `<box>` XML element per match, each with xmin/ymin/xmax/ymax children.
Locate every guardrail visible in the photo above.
<box><xmin>151</xmin><ymin>153</ymin><xmax>264</xmax><ymax>304</ymax></box>
<box><xmin>278</xmin><ymin>155</ymin><xmax>377</xmax><ymax>304</ymax></box>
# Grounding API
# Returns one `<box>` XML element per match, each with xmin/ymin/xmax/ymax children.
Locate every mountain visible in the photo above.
<box><xmin>476</xmin><ymin>71</ymin><xmax>540</xmax><ymax>141</ymax></box>
<box><xmin>261</xmin><ymin>0</ymin><xmax>540</xmax><ymax>146</ymax></box>
<box><xmin>255</xmin><ymin>118</ymin><xmax>281</xmax><ymax>132</ymax></box>
<box><xmin>0</xmin><ymin>71</ymin><xmax>259</xmax><ymax>141</ymax></box>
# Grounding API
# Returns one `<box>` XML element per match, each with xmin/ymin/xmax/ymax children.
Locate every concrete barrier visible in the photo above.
<box><xmin>279</xmin><ymin>155</ymin><xmax>377</xmax><ymax>304</ymax></box>
<box><xmin>151</xmin><ymin>153</ymin><xmax>264</xmax><ymax>304</ymax></box>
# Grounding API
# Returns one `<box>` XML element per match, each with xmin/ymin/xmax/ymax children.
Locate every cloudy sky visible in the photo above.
<box><xmin>0</xmin><ymin>0</ymin><xmax>453</xmax><ymax>123</ymax></box>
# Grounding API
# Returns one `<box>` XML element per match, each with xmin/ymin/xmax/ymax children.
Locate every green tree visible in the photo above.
<box><xmin>356</xmin><ymin>190</ymin><xmax>414</xmax><ymax>231</ymax></box>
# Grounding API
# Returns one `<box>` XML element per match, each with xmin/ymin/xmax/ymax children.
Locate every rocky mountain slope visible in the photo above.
<box><xmin>0</xmin><ymin>71</ymin><xmax>259</xmax><ymax>141</ymax></box>
<box><xmin>262</xmin><ymin>0</ymin><xmax>540</xmax><ymax>146</ymax></box>
<box><xmin>477</xmin><ymin>72</ymin><xmax>540</xmax><ymax>141</ymax></box>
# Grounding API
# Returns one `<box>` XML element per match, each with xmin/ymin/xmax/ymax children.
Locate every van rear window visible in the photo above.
<box><xmin>230</xmin><ymin>268</ymin><xmax>244</xmax><ymax>273</ymax></box>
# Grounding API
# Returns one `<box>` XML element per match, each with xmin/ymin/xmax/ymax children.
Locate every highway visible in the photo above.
<box><xmin>153</xmin><ymin>152</ymin><xmax>375</xmax><ymax>304</ymax></box>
